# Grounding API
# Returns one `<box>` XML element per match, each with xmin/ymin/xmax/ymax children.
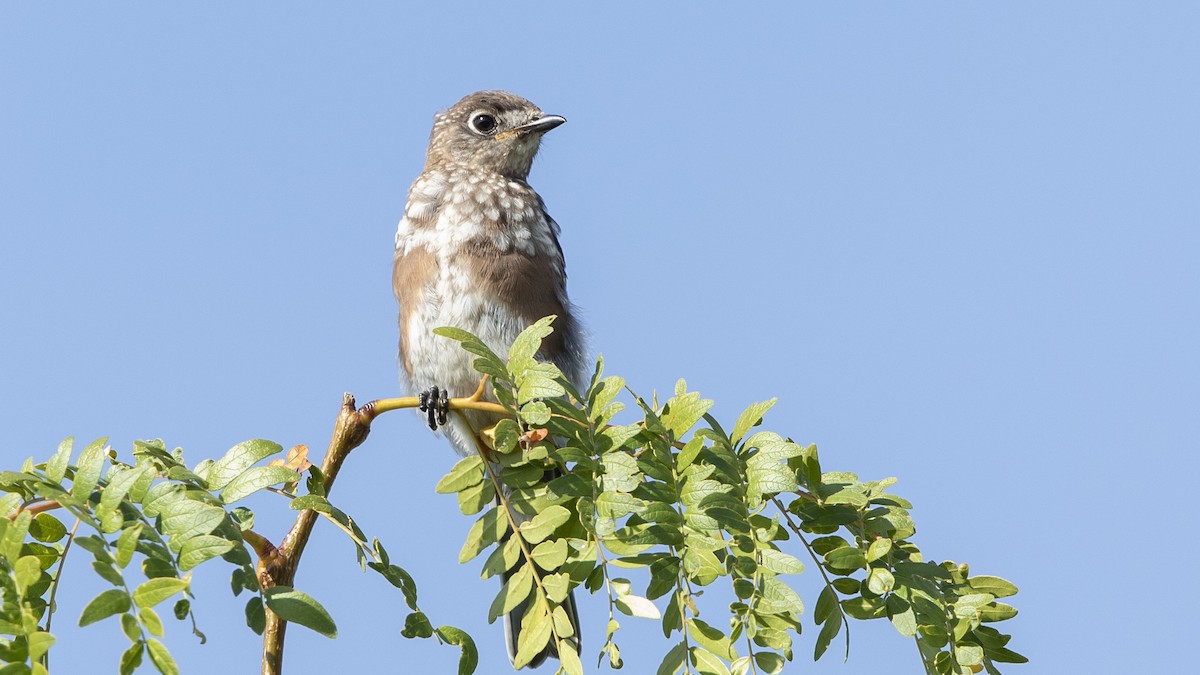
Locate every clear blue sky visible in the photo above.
<box><xmin>2</xmin><ymin>3</ymin><xmax>1196</xmax><ymax>674</ymax></box>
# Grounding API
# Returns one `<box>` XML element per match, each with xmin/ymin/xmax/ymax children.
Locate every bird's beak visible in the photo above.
<box><xmin>498</xmin><ymin>115</ymin><xmax>566</xmax><ymax>140</ymax></box>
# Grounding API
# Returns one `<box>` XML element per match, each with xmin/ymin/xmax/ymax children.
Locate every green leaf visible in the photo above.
<box><xmin>955</xmin><ymin>644</ymin><xmax>984</xmax><ymax>666</ymax></box>
<box><xmin>27</xmin><ymin>631</ymin><xmax>55</xmax><ymax>661</ymax></box>
<box><xmin>178</xmin><ymin>534</ymin><xmax>236</xmax><ymax>571</ymax></box>
<box><xmin>434</xmin><ymin>625</ymin><xmax>479</xmax><ymax>675</ymax></box>
<box><xmin>434</xmin><ymin>326</ymin><xmax>509</xmax><ymax>384</ymax></box>
<box><xmin>615</xmin><ymin>594</ymin><xmax>661</xmax><ymax>620</ymax></box>
<box><xmin>508</xmin><ymin>316</ymin><xmax>556</xmax><ymax>366</ymax></box>
<box><xmin>459</xmin><ymin>508</ymin><xmax>509</xmax><ymax>563</ymax></box>
<box><xmin>646</xmin><ymin>556</ymin><xmax>680</xmax><ymax>600</ymax></box>
<box><xmin>552</xmin><ymin>603</ymin><xmax>577</xmax><ymax>637</ymax></box>
<box><xmin>220</xmin><ymin>466</ymin><xmax>300</xmax><ymax>503</ymax></box>
<box><xmin>488</xmin><ymin>563</ymin><xmax>533</xmax><ymax>622</ymax></box>
<box><xmin>512</xmin><ymin>605</ymin><xmax>552</xmax><ymax>669</ymax></box>
<box><xmin>814</xmin><ymin>586</ymin><xmax>838</xmax><ymax>625</ymax></box>
<box><xmin>0</xmin><ymin>510</ymin><xmax>31</xmax><ymax>561</ymax></box>
<box><xmin>244</xmin><ymin>597</ymin><xmax>266</xmax><ymax>635</ymax></box>
<box><xmin>72</xmin><ymin>438</ymin><xmax>108</xmax><ymax>498</ymax></box>
<box><xmin>93</xmin><ymin>560</ymin><xmax>126</xmax><ymax>586</ymax></box>
<box><xmin>100</xmin><ymin>464</ymin><xmax>151</xmax><ymax>513</ymax></box>
<box><xmin>865</xmin><ymin>538</ymin><xmax>892</xmax><ymax>563</ymax></box>
<box><xmin>264</xmin><ymin>586</ymin><xmax>337</xmax><ymax>638</ymax></box>
<box><xmin>141</xmin><ymin>607</ymin><xmax>164</xmax><ymax>637</ymax></box>
<box><xmin>657</xmin><ymin>641</ymin><xmax>688</xmax><ymax>675</ymax></box>
<box><xmin>662</xmin><ymin>387</ymin><xmax>713</xmax><ymax>440</ymax></box>
<box><xmin>367</xmin><ymin>563</ymin><xmax>419</xmax><ymax>609</ymax></box>
<box><xmin>968</xmin><ymin>575</ymin><xmax>1019</xmax><ymax>598</ymax></box>
<box><xmin>753</xmin><ymin>652</ymin><xmax>786</xmax><ymax>675</ymax></box>
<box><xmin>979</xmin><ymin>602</ymin><xmax>1019</xmax><ymax>622</ymax></box>
<box><xmin>133</xmin><ymin>577</ymin><xmax>190</xmax><ymax>608</ymax></box>
<box><xmin>436</xmin><ymin>456</ymin><xmax>486</xmax><ymax>494</ymax></box>
<box><xmin>490</xmin><ymin>419</ymin><xmax>521</xmax><ymax>455</ymax></box>
<box><xmin>731</xmin><ymin>399</ymin><xmax>777</xmax><ymax>446</ymax></box>
<box><xmin>46</xmin><ymin>437</ymin><xmax>73</xmax><ymax>484</ymax></box>
<box><xmin>759</xmin><ymin>548</ymin><xmax>804</xmax><ymax>575</ymax></box>
<box><xmin>867</xmin><ymin>567</ymin><xmax>895</xmax><ymax>595</ymax></box>
<box><xmin>676</xmin><ymin>436</ymin><xmax>706</xmax><ymax>471</ymax></box>
<box><xmin>401</xmin><ymin>611</ymin><xmax>434</xmax><ymax>639</ymax></box>
<box><xmin>519</xmin><ymin>401</ymin><xmax>551</xmax><ymax>426</ymax></box>
<box><xmin>140</xmin><ymin>482</ymin><xmax>184</xmax><ymax>518</ymax></box>
<box><xmin>756</xmin><ymin>577</ymin><xmax>804</xmax><ymax>615</ymax></box>
<box><xmin>813</xmin><ymin>611</ymin><xmax>842</xmax><ymax>661</ymax></box>
<box><xmin>841</xmin><ymin>596</ymin><xmax>886</xmax><ymax>620</ymax></box>
<box><xmin>0</xmin><ymin>493</ymin><xmax>20</xmax><ymax>518</ymax></box>
<box><xmin>206</xmin><ymin>440</ymin><xmax>283</xmax><ymax>491</ymax></box>
<box><xmin>519</xmin><ymin>505</ymin><xmax>571</xmax><ymax>544</ymax></box>
<box><xmin>159</xmin><ymin>497</ymin><xmax>226</xmax><ymax>544</ymax></box>
<box><xmin>687</xmin><ymin>618</ymin><xmax>734</xmax><ymax>660</ymax></box>
<box><xmin>516</xmin><ymin>363</ymin><xmax>567</xmax><ymax>403</ymax></box>
<box><xmin>79</xmin><ymin>589</ymin><xmax>132</xmax><ymax>626</ymax></box>
<box><xmin>116</xmin><ymin>522</ymin><xmax>144</xmax><ymax>568</ymax></box>
<box><xmin>481</xmin><ymin>535</ymin><xmax>522</xmax><ymax>580</ymax></box>
<box><xmin>119</xmin><ymin>642</ymin><xmax>144</xmax><ymax>675</ymax></box>
<box><xmin>689</xmin><ymin>646</ymin><xmax>731</xmax><ymax>675</ymax></box>
<box><xmin>823</xmin><ymin>547</ymin><xmax>867</xmax><ymax>572</ymax></box>
<box><xmin>142</xmin><ymin>557</ymin><xmax>176</xmax><ymax>580</ymax></box>
<box><xmin>121</xmin><ymin>612</ymin><xmax>141</xmax><ymax>642</ymax></box>
<box><xmin>681</xmin><ymin>547</ymin><xmax>724</xmax><ymax>586</ymax></box>
<box><xmin>596</xmin><ymin>491</ymin><xmax>647</xmax><ymax>520</ymax></box>
<box><xmin>588</xmin><ymin>370</ymin><xmax>624</xmax><ymax>418</ymax></box>
<box><xmin>530</xmin><ymin>539</ymin><xmax>569</xmax><ymax>570</ymax></box>
<box><xmin>559</xmin><ymin>640</ymin><xmax>584</xmax><ymax>675</ymax></box>
<box><xmin>146</xmin><ymin>638</ymin><xmax>179</xmax><ymax>675</ymax></box>
<box><xmin>14</xmin><ymin>555</ymin><xmax>42</xmax><ymax>594</ymax></box>
<box><xmin>987</xmin><ymin>646</ymin><xmax>1029</xmax><ymax>664</ymax></box>
<box><xmin>457</xmin><ymin>479</ymin><xmax>496</xmax><ymax>515</ymax></box>
<box><xmin>23</xmin><ymin>541</ymin><xmax>60</xmax><ymax>571</ymax></box>
<box><xmin>890</xmin><ymin>603</ymin><xmax>917</xmax><ymax>636</ymax></box>
<box><xmin>542</xmin><ymin>572</ymin><xmax>571</xmax><ymax>604</ymax></box>
<box><xmin>289</xmin><ymin>494</ymin><xmax>333</xmax><ymax>512</ymax></box>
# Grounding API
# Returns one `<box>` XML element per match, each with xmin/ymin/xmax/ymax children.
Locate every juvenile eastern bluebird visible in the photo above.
<box><xmin>393</xmin><ymin>91</ymin><xmax>584</xmax><ymax>669</ymax></box>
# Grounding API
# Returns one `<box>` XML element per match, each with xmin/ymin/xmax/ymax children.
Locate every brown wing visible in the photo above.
<box><xmin>459</xmin><ymin>240</ymin><xmax>574</xmax><ymax>363</ymax></box>
<box><xmin>393</xmin><ymin>245</ymin><xmax>437</xmax><ymax>378</ymax></box>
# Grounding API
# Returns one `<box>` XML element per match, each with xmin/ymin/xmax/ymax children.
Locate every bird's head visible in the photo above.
<box><xmin>424</xmin><ymin>90</ymin><xmax>565</xmax><ymax>180</ymax></box>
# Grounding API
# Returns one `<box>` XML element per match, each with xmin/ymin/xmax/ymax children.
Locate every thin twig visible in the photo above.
<box><xmin>770</xmin><ymin>496</ymin><xmax>852</xmax><ymax>659</ymax></box>
<box><xmin>41</xmin><ymin>516</ymin><xmax>81</xmax><ymax>670</ymax></box>
<box><xmin>260</xmin><ymin>393</ymin><xmax>374</xmax><ymax>675</ymax></box>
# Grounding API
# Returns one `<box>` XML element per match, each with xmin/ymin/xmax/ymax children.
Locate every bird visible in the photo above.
<box><xmin>392</xmin><ymin>90</ymin><xmax>585</xmax><ymax>669</ymax></box>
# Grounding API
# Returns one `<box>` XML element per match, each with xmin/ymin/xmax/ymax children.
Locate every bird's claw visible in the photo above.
<box><xmin>419</xmin><ymin>386</ymin><xmax>450</xmax><ymax>430</ymax></box>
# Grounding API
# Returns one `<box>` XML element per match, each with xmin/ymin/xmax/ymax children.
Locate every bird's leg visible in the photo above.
<box><xmin>418</xmin><ymin>385</ymin><xmax>450</xmax><ymax>430</ymax></box>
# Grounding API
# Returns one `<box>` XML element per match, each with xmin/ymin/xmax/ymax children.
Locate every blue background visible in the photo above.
<box><xmin>2</xmin><ymin>3</ymin><xmax>1196</xmax><ymax>673</ymax></box>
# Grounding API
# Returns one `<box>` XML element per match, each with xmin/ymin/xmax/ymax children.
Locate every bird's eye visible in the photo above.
<box><xmin>469</xmin><ymin>113</ymin><xmax>498</xmax><ymax>135</ymax></box>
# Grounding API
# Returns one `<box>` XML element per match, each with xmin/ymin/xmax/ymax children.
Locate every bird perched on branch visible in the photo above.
<box><xmin>393</xmin><ymin>90</ymin><xmax>584</xmax><ymax>668</ymax></box>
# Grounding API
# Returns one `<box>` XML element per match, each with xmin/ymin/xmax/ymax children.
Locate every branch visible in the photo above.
<box><xmin>260</xmin><ymin>393</ymin><xmax>372</xmax><ymax>675</ymax></box>
<box><xmin>9</xmin><ymin>499</ymin><xmax>63</xmax><ymax>519</ymax></box>
<box><xmin>258</xmin><ymin>388</ymin><xmax>499</xmax><ymax>674</ymax></box>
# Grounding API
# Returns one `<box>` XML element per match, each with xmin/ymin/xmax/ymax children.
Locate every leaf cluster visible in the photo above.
<box><xmin>0</xmin><ymin>436</ymin><xmax>473</xmax><ymax>673</ymax></box>
<box><xmin>433</xmin><ymin>318</ymin><xmax>1026</xmax><ymax>675</ymax></box>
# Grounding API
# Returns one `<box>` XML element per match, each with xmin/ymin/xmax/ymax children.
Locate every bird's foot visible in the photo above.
<box><xmin>418</xmin><ymin>386</ymin><xmax>451</xmax><ymax>431</ymax></box>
